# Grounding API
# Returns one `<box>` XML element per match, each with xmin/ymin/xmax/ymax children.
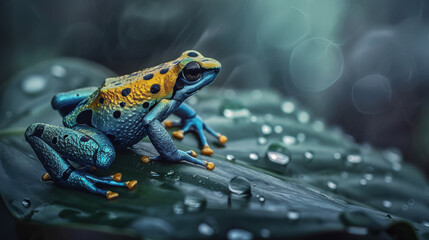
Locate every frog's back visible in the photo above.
<box><xmin>63</xmin><ymin>60</ymin><xmax>181</xmax><ymax>148</ymax></box>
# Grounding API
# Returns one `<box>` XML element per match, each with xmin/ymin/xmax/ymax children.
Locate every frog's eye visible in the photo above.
<box><xmin>183</xmin><ymin>62</ymin><xmax>202</xmax><ymax>81</ymax></box>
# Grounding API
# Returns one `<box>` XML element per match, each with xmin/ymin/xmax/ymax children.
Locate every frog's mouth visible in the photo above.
<box><xmin>171</xmin><ymin>67</ymin><xmax>220</xmax><ymax>102</ymax></box>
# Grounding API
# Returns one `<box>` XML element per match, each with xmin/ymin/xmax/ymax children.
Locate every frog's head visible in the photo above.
<box><xmin>172</xmin><ymin>50</ymin><xmax>221</xmax><ymax>102</ymax></box>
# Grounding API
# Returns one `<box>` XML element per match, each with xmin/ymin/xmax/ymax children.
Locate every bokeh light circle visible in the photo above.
<box><xmin>289</xmin><ymin>38</ymin><xmax>344</xmax><ymax>92</ymax></box>
<box><xmin>352</xmin><ymin>74</ymin><xmax>392</xmax><ymax>114</ymax></box>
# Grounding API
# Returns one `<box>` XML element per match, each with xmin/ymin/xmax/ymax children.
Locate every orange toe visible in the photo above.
<box><xmin>126</xmin><ymin>180</ymin><xmax>138</xmax><ymax>190</ymax></box>
<box><xmin>201</xmin><ymin>145</ymin><xmax>214</xmax><ymax>156</ymax></box>
<box><xmin>164</xmin><ymin>120</ymin><xmax>173</xmax><ymax>128</ymax></box>
<box><xmin>41</xmin><ymin>173</ymin><xmax>51</xmax><ymax>181</ymax></box>
<box><xmin>205</xmin><ymin>161</ymin><xmax>215</xmax><ymax>171</ymax></box>
<box><xmin>112</xmin><ymin>172</ymin><xmax>122</xmax><ymax>182</ymax></box>
<box><xmin>106</xmin><ymin>191</ymin><xmax>119</xmax><ymax>200</ymax></box>
<box><xmin>218</xmin><ymin>134</ymin><xmax>228</xmax><ymax>144</ymax></box>
<box><xmin>190</xmin><ymin>150</ymin><xmax>197</xmax><ymax>158</ymax></box>
<box><xmin>172</xmin><ymin>130</ymin><xmax>184</xmax><ymax>140</ymax></box>
<box><xmin>141</xmin><ymin>156</ymin><xmax>151</xmax><ymax>164</ymax></box>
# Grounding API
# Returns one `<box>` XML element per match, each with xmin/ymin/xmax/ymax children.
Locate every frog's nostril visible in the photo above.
<box><xmin>214</xmin><ymin>68</ymin><xmax>220</xmax><ymax>73</ymax></box>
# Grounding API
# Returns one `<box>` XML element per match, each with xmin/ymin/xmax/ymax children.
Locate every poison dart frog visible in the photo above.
<box><xmin>25</xmin><ymin>50</ymin><xmax>227</xmax><ymax>200</ymax></box>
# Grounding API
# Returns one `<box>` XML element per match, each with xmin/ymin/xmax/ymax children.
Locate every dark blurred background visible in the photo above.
<box><xmin>2</xmin><ymin>0</ymin><xmax>429</xmax><ymax>238</ymax></box>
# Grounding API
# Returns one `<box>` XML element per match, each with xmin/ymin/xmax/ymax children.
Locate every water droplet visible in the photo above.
<box><xmin>422</xmin><ymin>221</ymin><xmax>429</xmax><ymax>227</ymax></box>
<box><xmin>184</xmin><ymin>193</ymin><xmax>206</xmax><ymax>211</ymax></box>
<box><xmin>281</xmin><ymin>101</ymin><xmax>295</xmax><ymax>113</ymax></box>
<box><xmin>198</xmin><ymin>223</ymin><xmax>214</xmax><ymax>236</ymax></box>
<box><xmin>257</xmin><ymin>137</ymin><xmax>268</xmax><ymax>145</ymax></box>
<box><xmin>261</xmin><ymin>125</ymin><xmax>272</xmax><ymax>135</ymax></box>
<box><xmin>166</xmin><ymin>170</ymin><xmax>174</xmax><ymax>176</ymax></box>
<box><xmin>326</xmin><ymin>181</ymin><xmax>337</xmax><ymax>190</ymax></box>
<box><xmin>382</xmin><ymin>200</ymin><xmax>392</xmax><ymax>208</ymax></box>
<box><xmin>223</xmin><ymin>109</ymin><xmax>251</xmax><ymax>119</ymax></box>
<box><xmin>297</xmin><ymin>111</ymin><xmax>310</xmax><ymax>123</ymax></box>
<box><xmin>363</xmin><ymin>173</ymin><xmax>373</xmax><ymax>181</ymax></box>
<box><xmin>260</xmin><ymin>228</ymin><xmax>271</xmax><ymax>238</ymax></box>
<box><xmin>392</xmin><ymin>162</ymin><xmax>402</xmax><ymax>172</ymax></box>
<box><xmin>347</xmin><ymin>227</ymin><xmax>368</xmax><ymax>235</ymax></box>
<box><xmin>249</xmin><ymin>153</ymin><xmax>259</xmax><ymax>161</ymax></box>
<box><xmin>408</xmin><ymin>199</ymin><xmax>415</xmax><ymax>206</ymax></box>
<box><xmin>401</xmin><ymin>204</ymin><xmax>409</xmax><ymax>211</ymax></box>
<box><xmin>360</xmin><ymin>179</ymin><xmax>367</xmax><ymax>186</ymax></box>
<box><xmin>286</xmin><ymin>210</ymin><xmax>300</xmax><ymax>221</ymax></box>
<box><xmin>384</xmin><ymin>173</ymin><xmax>393</xmax><ymax>183</ymax></box>
<box><xmin>267</xmin><ymin>151</ymin><xmax>290</xmax><ymax>165</ymax></box>
<box><xmin>21</xmin><ymin>198</ymin><xmax>31</xmax><ymax>208</ymax></box>
<box><xmin>333</xmin><ymin>152</ymin><xmax>342</xmax><ymax>160</ymax></box>
<box><xmin>229</xmin><ymin>176</ymin><xmax>251</xmax><ymax>195</ymax></box>
<box><xmin>173</xmin><ymin>202</ymin><xmax>185</xmax><ymax>215</ymax></box>
<box><xmin>274</xmin><ymin>125</ymin><xmax>283</xmax><ymax>134</ymax></box>
<box><xmin>51</xmin><ymin>65</ymin><xmax>67</xmax><ymax>77</ymax></box>
<box><xmin>312</xmin><ymin>120</ymin><xmax>325</xmax><ymax>132</ymax></box>
<box><xmin>258</xmin><ymin>196</ymin><xmax>265</xmax><ymax>203</ymax></box>
<box><xmin>346</xmin><ymin>154</ymin><xmax>362</xmax><ymax>164</ymax></box>
<box><xmin>297</xmin><ymin>133</ymin><xmax>306</xmax><ymax>142</ymax></box>
<box><xmin>249</xmin><ymin>115</ymin><xmax>258</xmax><ymax>123</ymax></box>
<box><xmin>383</xmin><ymin>148</ymin><xmax>402</xmax><ymax>163</ymax></box>
<box><xmin>227</xmin><ymin>229</ymin><xmax>253</xmax><ymax>240</ymax></box>
<box><xmin>150</xmin><ymin>171</ymin><xmax>160</xmax><ymax>177</ymax></box>
<box><xmin>21</xmin><ymin>75</ymin><xmax>47</xmax><ymax>95</ymax></box>
<box><xmin>304</xmin><ymin>151</ymin><xmax>314</xmax><ymax>161</ymax></box>
<box><xmin>226</xmin><ymin>154</ymin><xmax>236</xmax><ymax>161</ymax></box>
<box><xmin>282</xmin><ymin>135</ymin><xmax>296</xmax><ymax>145</ymax></box>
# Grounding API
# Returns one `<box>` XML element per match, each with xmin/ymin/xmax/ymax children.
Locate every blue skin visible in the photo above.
<box><xmin>25</xmin><ymin>59</ymin><xmax>221</xmax><ymax>198</ymax></box>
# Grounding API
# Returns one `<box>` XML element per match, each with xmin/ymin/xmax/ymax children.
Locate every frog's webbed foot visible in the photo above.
<box><xmin>164</xmin><ymin>116</ymin><xmax>227</xmax><ymax>156</ymax></box>
<box><xmin>25</xmin><ymin>123</ymin><xmax>138</xmax><ymax>200</ymax></box>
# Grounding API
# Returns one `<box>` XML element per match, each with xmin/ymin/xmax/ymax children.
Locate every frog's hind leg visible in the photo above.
<box><xmin>51</xmin><ymin>87</ymin><xmax>98</xmax><ymax>116</ymax></box>
<box><xmin>25</xmin><ymin>123</ymin><xmax>137</xmax><ymax>199</ymax></box>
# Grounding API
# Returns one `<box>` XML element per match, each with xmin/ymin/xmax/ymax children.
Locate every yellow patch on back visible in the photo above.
<box><xmin>89</xmin><ymin>60</ymin><xmax>181</xmax><ymax>109</ymax></box>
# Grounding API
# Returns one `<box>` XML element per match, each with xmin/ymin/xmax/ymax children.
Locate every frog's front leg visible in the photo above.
<box><xmin>25</xmin><ymin>123</ymin><xmax>137</xmax><ymax>199</ymax></box>
<box><xmin>164</xmin><ymin>103</ymin><xmax>227</xmax><ymax>156</ymax></box>
<box><xmin>143</xmin><ymin>119</ymin><xmax>215</xmax><ymax>171</ymax></box>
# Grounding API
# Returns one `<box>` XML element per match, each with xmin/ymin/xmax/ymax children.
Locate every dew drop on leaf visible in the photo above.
<box><xmin>267</xmin><ymin>151</ymin><xmax>290</xmax><ymax>165</ymax></box>
<box><xmin>249</xmin><ymin>153</ymin><xmax>259</xmax><ymax>161</ymax></box>
<box><xmin>198</xmin><ymin>223</ymin><xmax>214</xmax><ymax>236</ymax></box>
<box><xmin>229</xmin><ymin>176</ymin><xmax>251</xmax><ymax>195</ymax></box>
<box><xmin>227</xmin><ymin>229</ymin><xmax>253</xmax><ymax>240</ymax></box>
<box><xmin>21</xmin><ymin>198</ymin><xmax>31</xmax><ymax>208</ymax></box>
<box><xmin>286</xmin><ymin>210</ymin><xmax>300</xmax><ymax>221</ymax></box>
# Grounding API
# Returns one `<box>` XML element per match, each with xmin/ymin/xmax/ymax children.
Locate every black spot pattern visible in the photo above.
<box><xmin>33</xmin><ymin>125</ymin><xmax>45</xmax><ymax>137</ymax></box>
<box><xmin>80</xmin><ymin>135</ymin><xmax>91</xmax><ymax>142</ymax></box>
<box><xmin>122</xmin><ymin>88</ymin><xmax>131</xmax><ymax>97</ymax></box>
<box><xmin>52</xmin><ymin>137</ymin><xmax>57</xmax><ymax>144</ymax></box>
<box><xmin>160</xmin><ymin>68</ymin><xmax>169</xmax><ymax>74</ymax></box>
<box><xmin>150</xmin><ymin>84</ymin><xmax>160</xmax><ymax>94</ymax></box>
<box><xmin>143</xmin><ymin>102</ymin><xmax>149</xmax><ymax>108</ymax></box>
<box><xmin>76</xmin><ymin>110</ymin><xmax>93</xmax><ymax>126</ymax></box>
<box><xmin>120</xmin><ymin>102</ymin><xmax>126</xmax><ymax>108</ymax></box>
<box><xmin>63</xmin><ymin>135</ymin><xmax>68</xmax><ymax>139</ymax></box>
<box><xmin>99</xmin><ymin>97</ymin><xmax>104</xmax><ymax>104</ymax></box>
<box><xmin>187</xmin><ymin>52</ymin><xmax>198</xmax><ymax>57</ymax></box>
<box><xmin>113</xmin><ymin>111</ymin><xmax>121</xmax><ymax>119</ymax></box>
<box><xmin>143</xmin><ymin>74</ymin><xmax>154</xmax><ymax>80</ymax></box>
